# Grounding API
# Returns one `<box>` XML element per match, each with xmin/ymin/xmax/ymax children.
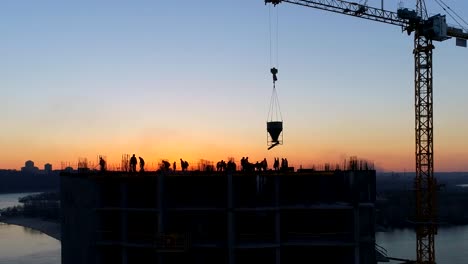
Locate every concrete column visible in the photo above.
<box><xmin>158</xmin><ymin>172</ymin><xmax>166</xmax><ymax>264</ymax></box>
<box><xmin>354</xmin><ymin>206</ymin><xmax>360</xmax><ymax>264</ymax></box>
<box><xmin>349</xmin><ymin>171</ymin><xmax>360</xmax><ymax>264</ymax></box>
<box><xmin>91</xmin><ymin>180</ymin><xmax>100</xmax><ymax>264</ymax></box>
<box><xmin>158</xmin><ymin>172</ymin><xmax>166</xmax><ymax>232</ymax></box>
<box><xmin>227</xmin><ymin>172</ymin><xmax>235</xmax><ymax>264</ymax></box>
<box><xmin>120</xmin><ymin>182</ymin><xmax>128</xmax><ymax>264</ymax></box>
<box><xmin>275</xmin><ymin>175</ymin><xmax>281</xmax><ymax>264</ymax></box>
<box><xmin>155</xmin><ymin>173</ymin><xmax>159</xmax><ymax>254</ymax></box>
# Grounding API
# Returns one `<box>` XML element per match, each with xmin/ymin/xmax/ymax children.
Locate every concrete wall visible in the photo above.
<box><xmin>61</xmin><ymin>170</ymin><xmax>376</xmax><ymax>264</ymax></box>
<box><xmin>61</xmin><ymin>174</ymin><xmax>99</xmax><ymax>264</ymax></box>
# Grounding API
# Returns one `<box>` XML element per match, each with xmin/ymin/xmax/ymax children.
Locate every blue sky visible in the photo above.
<box><xmin>1</xmin><ymin>0</ymin><xmax>467</xmax><ymax>171</ymax></box>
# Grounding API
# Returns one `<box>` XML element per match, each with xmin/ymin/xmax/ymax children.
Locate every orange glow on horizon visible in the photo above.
<box><xmin>3</xmin><ymin>147</ymin><xmax>467</xmax><ymax>172</ymax></box>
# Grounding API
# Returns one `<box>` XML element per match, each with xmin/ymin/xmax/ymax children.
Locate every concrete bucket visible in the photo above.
<box><xmin>267</xmin><ymin>121</ymin><xmax>283</xmax><ymax>143</ymax></box>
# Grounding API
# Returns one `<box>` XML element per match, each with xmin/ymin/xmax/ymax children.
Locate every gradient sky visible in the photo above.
<box><xmin>1</xmin><ymin>0</ymin><xmax>467</xmax><ymax>171</ymax></box>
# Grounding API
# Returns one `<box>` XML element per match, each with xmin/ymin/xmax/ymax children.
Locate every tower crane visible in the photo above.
<box><xmin>264</xmin><ymin>0</ymin><xmax>468</xmax><ymax>263</ymax></box>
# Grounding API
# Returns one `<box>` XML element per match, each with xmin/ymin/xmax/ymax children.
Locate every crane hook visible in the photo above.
<box><xmin>270</xmin><ymin>67</ymin><xmax>278</xmax><ymax>83</ymax></box>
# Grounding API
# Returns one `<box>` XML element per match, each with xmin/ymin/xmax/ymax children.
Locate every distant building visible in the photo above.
<box><xmin>63</xmin><ymin>167</ymin><xmax>74</xmax><ymax>173</ymax></box>
<box><xmin>44</xmin><ymin>163</ymin><xmax>53</xmax><ymax>173</ymax></box>
<box><xmin>61</xmin><ymin>168</ymin><xmax>377</xmax><ymax>264</ymax></box>
<box><xmin>21</xmin><ymin>160</ymin><xmax>39</xmax><ymax>174</ymax></box>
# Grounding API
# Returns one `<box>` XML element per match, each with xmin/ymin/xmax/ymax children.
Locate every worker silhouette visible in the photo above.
<box><xmin>162</xmin><ymin>160</ymin><xmax>171</xmax><ymax>171</ymax></box>
<box><xmin>217</xmin><ymin>160</ymin><xmax>227</xmax><ymax>172</ymax></box>
<box><xmin>99</xmin><ymin>157</ymin><xmax>106</xmax><ymax>172</ymax></box>
<box><xmin>129</xmin><ymin>154</ymin><xmax>137</xmax><ymax>172</ymax></box>
<box><xmin>180</xmin><ymin>159</ymin><xmax>189</xmax><ymax>172</ymax></box>
<box><xmin>173</xmin><ymin>161</ymin><xmax>176</xmax><ymax>172</ymax></box>
<box><xmin>280</xmin><ymin>158</ymin><xmax>289</xmax><ymax>171</ymax></box>
<box><xmin>262</xmin><ymin>158</ymin><xmax>268</xmax><ymax>171</ymax></box>
<box><xmin>227</xmin><ymin>160</ymin><xmax>237</xmax><ymax>172</ymax></box>
<box><xmin>273</xmin><ymin>158</ymin><xmax>279</xmax><ymax>171</ymax></box>
<box><xmin>139</xmin><ymin>157</ymin><xmax>145</xmax><ymax>172</ymax></box>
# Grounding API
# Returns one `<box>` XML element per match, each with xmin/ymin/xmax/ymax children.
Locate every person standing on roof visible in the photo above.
<box><xmin>273</xmin><ymin>158</ymin><xmax>279</xmax><ymax>171</ymax></box>
<box><xmin>180</xmin><ymin>158</ymin><xmax>189</xmax><ymax>172</ymax></box>
<box><xmin>262</xmin><ymin>158</ymin><xmax>268</xmax><ymax>171</ymax></box>
<box><xmin>130</xmin><ymin>154</ymin><xmax>137</xmax><ymax>172</ymax></box>
<box><xmin>139</xmin><ymin>157</ymin><xmax>145</xmax><ymax>172</ymax></box>
<box><xmin>99</xmin><ymin>157</ymin><xmax>106</xmax><ymax>172</ymax></box>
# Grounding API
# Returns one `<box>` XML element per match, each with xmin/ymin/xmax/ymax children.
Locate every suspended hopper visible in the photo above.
<box><xmin>267</xmin><ymin>121</ymin><xmax>283</xmax><ymax>150</ymax></box>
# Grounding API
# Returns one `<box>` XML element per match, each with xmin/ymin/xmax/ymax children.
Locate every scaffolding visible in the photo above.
<box><xmin>121</xmin><ymin>154</ymin><xmax>130</xmax><ymax>172</ymax></box>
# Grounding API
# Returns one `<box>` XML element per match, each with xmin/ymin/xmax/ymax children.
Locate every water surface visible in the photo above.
<box><xmin>377</xmin><ymin>226</ymin><xmax>468</xmax><ymax>264</ymax></box>
<box><xmin>0</xmin><ymin>223</ymin><xmax>60</xmax><ymax>264</ymax></box>
<box><xmin>0</xmin><ymin>192</ymin><xmax>60</xmax><ymax>264</ymax></box>
<box><xmin>0</xmin><ymin>192</ymin><xmax>39</xmax><ymax>210</ymax></box>
<box><xmin>1</xmin><ymin>192</ymin><xmax>467</xmax><ymax>264</ymax></box>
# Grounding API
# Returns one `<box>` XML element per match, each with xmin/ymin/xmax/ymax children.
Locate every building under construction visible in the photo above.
<box><xmin>61</xmin><ymin>164</ymin><xmax>376</xmax><ymax>264</ymax></box>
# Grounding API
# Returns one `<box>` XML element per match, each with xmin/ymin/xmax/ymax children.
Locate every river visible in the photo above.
<box><xmin>0</xmin><ymin>192</ymin><xmax>60</xmax><ymax>264</ymax></box>
<box><xmin>0</xmin><ymin>193</ymin><xmax>467</xmax><ymax>263</ymax></box>
<box><xmin>0</xmin><ymin>192</ymin><xmax>40</xmax><ymax>210</ymax></box>
<box><xmin>377</xmin><ymin>227</ymin><xmax>468</xmax><ymax>263</ymax></box>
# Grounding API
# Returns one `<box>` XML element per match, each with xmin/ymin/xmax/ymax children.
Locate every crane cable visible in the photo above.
<box><xmin>268</xmin><ymin>5</ymin><xmax>279</xmax><ymax>69</ymax></box>
<box><xmin>433</xmin><ymin>0</ymin><xmax>468</xmax><ymax>31</ymax></box>
<box><xmin>268</xmin><ymin>83</ymin><xmax>283</xmax><ymax>122</ymax></box>
<box><xmin>267</xmin><ymin>5</ymin><xmax>282</xmax><ymax>122</ymax></box>
<box><xmin>436</xmin><ymin>0</ymin><xmax>468</xmax><ymax>28</ymax></box>
<box><xmin>418</xmin><ymin>0</ymin><xmax>429</xmax><ymax>19</ymax></box>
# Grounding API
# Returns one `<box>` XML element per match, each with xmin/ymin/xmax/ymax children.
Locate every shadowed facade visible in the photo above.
<box><xmin>61</xmin><ymin>169</ymin><xmax>376</xmax><ymax>264</ymax></box>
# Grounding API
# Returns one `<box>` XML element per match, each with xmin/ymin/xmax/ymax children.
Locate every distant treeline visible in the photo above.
<box><xmin>21</xmin><ymin>192</ymin><xmax>60</xmax><ymax>220</ymax></box>
<box><xmin>376</xmin><ymin>173</ymin><xmax>468</xmax><ymax>228</ymax></box>
<box><xmin>376</xmin><ymin>172</ymin><xmax>468</xmax><ymax>192</ymax></box>
<box><xmin>1</xmin><ymin>192</ymin><xmax>60</xmax><ymax>221</ymax></box>
<box><xmin>0</xmin><ymin>170</ymin><xmax>59</xmax><ymax>193</ymax></box>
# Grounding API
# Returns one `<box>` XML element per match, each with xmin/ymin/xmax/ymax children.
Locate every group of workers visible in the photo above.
<box><xmin>128</xmin><ymin>155</ymin><xmax>190</xmax><ymax>172</ymax></box>
<box><xmin>237</xmin><ymin>157</ymin><xmax>288</xmax><ymax>172</ymax></box>
<box><xmin>128</xmin><ymin>154</ymin><xmax>145</xmax><ymax>172</ymax></box>
<box><xmin>239</xmin><ymin>157</ymin><xmax>268</xmax><ymax>172</ymax></box>
<box><xmin>273</xmin><ymin>157</ymin><xmax>288</xmax><ymax>171</ymax></box>
<box><xmin>98</xmin><ymin>155</ymin><xmax>190</xmax><ymax>173</ymax></box>
<box><xmin>98</xmin><ymin>155</ymin><xmax>289</xmax><ymax>173</ymax></box>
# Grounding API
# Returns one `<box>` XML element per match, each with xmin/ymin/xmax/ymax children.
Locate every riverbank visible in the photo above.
<box><xmin>0</xmin><ymin>216</ymin><xmax>60</xmax><ymax>241</ymax></box>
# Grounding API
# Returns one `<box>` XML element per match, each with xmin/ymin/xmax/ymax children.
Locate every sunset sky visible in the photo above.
<box><xmin>1</xmin><ymin>0</ymin><xmax>467</xmax><ymax>172</ymax></box>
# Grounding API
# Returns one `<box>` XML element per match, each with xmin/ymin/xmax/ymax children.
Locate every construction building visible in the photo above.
<box><xmin>61</xmin><ymin>167</ymin><xmax>376</xmax><ymax>264</ymax></box>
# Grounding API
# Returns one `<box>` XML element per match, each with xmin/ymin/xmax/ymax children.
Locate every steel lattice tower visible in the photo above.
<box><xmin>414</xmin><ymin>1</ymin><xmax>437</xmax><ymax>263</ymax></box>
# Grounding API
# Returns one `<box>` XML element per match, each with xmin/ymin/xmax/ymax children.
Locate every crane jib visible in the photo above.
<box><xmin>266</xmin><ymin>0</ymin><xmax>409</xmax><ymax>27</ymax></box>
<box><xmin>265</xmin><ymin>0</ymin><xmax>468</xmax><ymax>45</ymax></box>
